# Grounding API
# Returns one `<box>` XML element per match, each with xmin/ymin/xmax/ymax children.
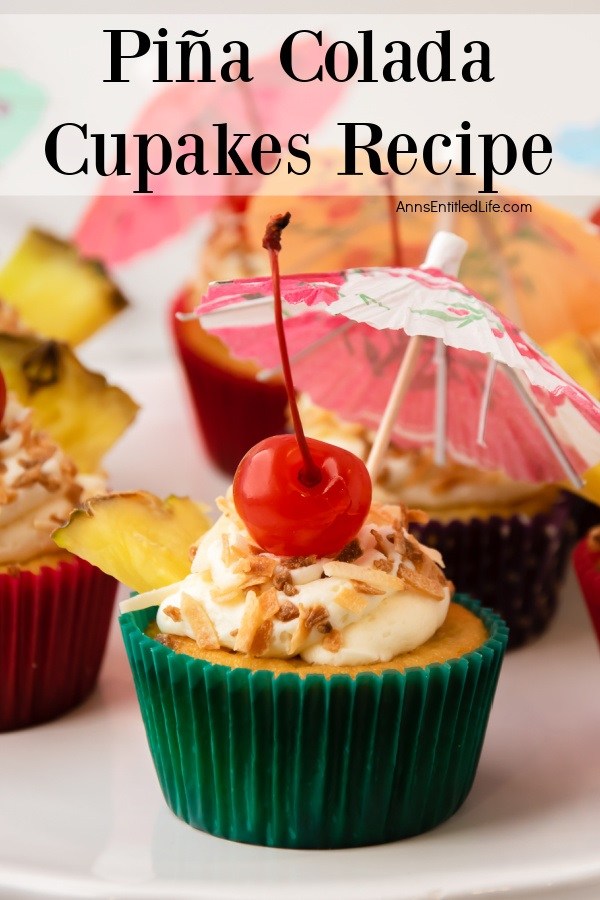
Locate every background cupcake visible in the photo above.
<box><xmin>0</xmin><ymin>332</ymin><xmax>137</xmax><ymax>731</ymax></box>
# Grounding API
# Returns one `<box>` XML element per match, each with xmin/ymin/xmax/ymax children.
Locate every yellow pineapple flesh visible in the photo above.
<box><xmin>53</xmin><ymin>492</ymin><xmax>212</xmax><ymax>593</ymax></box>
<box><xmin>0</xmin><ymin>333</ymin><xmax>138</xmax><ymax>471</ymax></box>
<box><xmin>0</xmin><ymin>230</ymin><xmax>127</xmax><ymax>345</ymax></box>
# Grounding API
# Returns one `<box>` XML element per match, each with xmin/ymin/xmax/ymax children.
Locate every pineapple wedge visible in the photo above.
<box><xmin>0</xmin><ymin>333</ymin><xmax>138</xmax><ymax>471</ymax></box>
<box><xmin>0</xmin><ymin>230</ymin><xmax>127</xmax><ymax>345</ymax></box>
<box><xmin>53</xmin><ymin>492</ymin><xmax>212</xmax><ymax>593</ymax></box>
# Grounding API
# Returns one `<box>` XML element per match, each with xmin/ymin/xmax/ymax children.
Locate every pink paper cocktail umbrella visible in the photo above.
<box><xmin>194</xmin><ymin>231</ymin><xmax>600</xmax><ymax>489</ymax></box>
<box><xmin>74</xmin><ymin>39</ymin><xmax>344</xmax><ymax>266</ymax></box>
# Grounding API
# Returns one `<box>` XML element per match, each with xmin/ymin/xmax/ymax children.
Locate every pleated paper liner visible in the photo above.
<box><xmin>120</xmin><ymin>594</ymin><xmax>508</xmax><ymax>849</ymax></box>
<box><xmin>170</xmin><ymin>292</ymin><xmax>288</xmax><ymax>475</ymax></box>
<box><xmin>411</xmin><ymin>497</ymin><xmax>574</xmax><ymax>649</ymax></box>
<box><xmin>567</xmin><ymin>492</ymin><xmax>600</xmax><ymax>540</ymax></box>
<box><xmin>0</xmin><ymin>556</ymin><xmax>118</xmax><ymax>732</ymax></box>
<box><xmin>573</xmin><ymin>537</ymin><xmax>600</xmax><ymax>645</ymax></box>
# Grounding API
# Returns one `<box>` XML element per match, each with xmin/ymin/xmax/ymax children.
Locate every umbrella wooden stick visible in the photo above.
<box><xmin>477</xmin><ymin>357</ymin><xmax>498</xmax><ymax>446</ymax></box>
<box><xmin>434</xmin><ymin>338</ymin><xmax>448</xmax><ymax>466</ymax></box>
<box><xmin>367</xmin><ymin>334</ymin><xmax>423</xmax><ymax>480</ymax></box>
<box><xmin>367</xmin><ymin>231</ymin><xmax>468</xmax><ymax>481</ymax></box>
<box><xmin>503</xmin><ymin>365</ymin><xmax>583</xmax><ymax>488</ymax></box>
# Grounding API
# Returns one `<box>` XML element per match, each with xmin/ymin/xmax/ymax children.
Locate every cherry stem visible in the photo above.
<box><xmin>263</xmin><ymin>214</ymin><xmax>322</xmax><ymax>487</ymax></box>
<box><xmin>386</xmin><ymin>176</ymin><xmax>402</xmax><ymax>267</ymax></box>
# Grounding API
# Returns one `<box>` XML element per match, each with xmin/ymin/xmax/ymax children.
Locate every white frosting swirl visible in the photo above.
<box><xmin>0</xmin><ymin>395</ymin><xmax>105</xmax><ymax>564</ymax></box>
<box><xmin>123</xmin><ymin>498</ymin><xmax>451</xmax><ymax>667</ymax></box>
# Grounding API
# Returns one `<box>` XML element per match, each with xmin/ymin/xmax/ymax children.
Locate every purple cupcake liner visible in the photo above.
<box><xmin>411</xmin><ymin>497</ymin><xmax>574</xmax><ymax>649</ymax></box>
<box><xmin>565</xmin><ymin>492</ymin><xmax>600</xmax><ymax>540</ymax></box>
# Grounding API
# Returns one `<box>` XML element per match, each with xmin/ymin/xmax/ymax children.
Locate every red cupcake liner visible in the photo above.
<box><xmin>170</xmin><ymin>292</ymin><xmax>288</xmax><ymax>475</ymax></box>
<box><xmin>0</xmin><ymin>556</ymin><xmax>118</xmax><ymax>732</ymax></box>
<box><xmin>573</xmin><ymin>535</ymin><xmax>600</xmax><ymax>645</ymax></box>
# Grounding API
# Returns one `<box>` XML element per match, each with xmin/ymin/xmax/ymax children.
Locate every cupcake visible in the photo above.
<box><xmin>171</xmin><ymin>205</ymin><xmax>288</xmax><ymax>475</ymax></box>
<box><xmin>299</xmin><ymin>397</ymin><xmax>573</xmax><ymax>648</ymax></box>
<box><xmin>68</xmin><ymin>213</ymin><xmax>507</xmax><ymax>846</ymax></box>
<box><xmin>573</xmin><ymin>525</ymin><xmax>600</xmax><ymax>644</ymax></box>
<box><xmin>0</xmin><ymin>391</ymin><xmax>117</xmax><ymax>731</ymax></box>
<box><xmin>56</xmin><ymin>486</ymin><xmax>508</xmax><ymax>848</ymax></box>
<box><xmin>0</xmin><ymin>334</ymin><xmax>138</xmax><ymax>731</ymax></box>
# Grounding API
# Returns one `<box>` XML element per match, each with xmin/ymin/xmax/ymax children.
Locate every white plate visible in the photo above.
<box><xmin>0</xmin><ymin>363</ymin><xmax>599</xmax><ymax>900</ymax></box>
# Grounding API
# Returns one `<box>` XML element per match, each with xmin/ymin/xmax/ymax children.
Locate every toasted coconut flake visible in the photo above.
<box><xmin>39</xmin><ymin>473</ymin><xmax>61</xmax><ymax>493</ymax></box>
<box><xmin>210</xmin><ymin>584</ymin><xmax>245</xmax><ymax>604</ymax></box>
<box><xmin>322</xmin><ymin>629</ymin><xmax>343</xmax><ymax>653</ymax></box>
<box><xmin>305</xmin><ymin>604</ymin><xmax>332</xmax><ymax>634</ymax></box>
<box><xmin>350</xmin><ymin>578</ymin><xmax>385</xmax><ymax>596</ymax></box>
<box><xmin>288</xmin><ymin>604</ymin><xmax>311</xmax><ymax>656</ymax></box>
<box><xmin>335</xmin><ymin>538</ymin><xmax>362</xmax><ymax>563</ymax></box>
<box><xmin>250</xmin><ymin>620</ymin><xmax>273</xmax><ymax>656</ymax></box>
<box><xmin>258</xmin><ymin>586</ymin><xmax>279</xmax><ymax>619</ymax></box>
<box><xmin>283</xmin><ymin>554</ymin><xmax>318</xmax><ymax>570</ymax></box>
<box><xmin>235</xmin><ymin>554</ymin><xmax>278</xmax><ymax>580</ymax></box>
<box><xmin>406</xmin><ymin>507</ymin><xmax>429</xmax><ymax>525</ymax></box>
<box><xmin>221</xmin><ymin>533</ymin><xmax>233</xmax><ymax>566</ymax></box>
<box><xmin>273</xmin><ymin>563</ymin><xmax>299</xmax><ymax>596</ymax></box>
<box><xmin>215</xmin><ymin>492</ymin><xmax>245</xmax><ymax>529</ymax></box>
<box><xmin>163</xmin><ymin>604</ymin><xmax>182</xmax><ymax>622</ymax></box>
<box><xmin>405</xmin><ymin>533</ymin><xmax>447</xmax><ymax>583</ymax></box>
<box><xmin>59</xmin><ymin>457</ymin><xmax>78</xmax><ymax>479</ymax></box>
<box><xmin>370</xmin><ymin>529</ymin><xmax>390</xmax><ymax>556</ymax></box>
<box><xmin>32</xmin><ymin>445</ymin><xmax>56</xmax><ymax>466</ymax></box>
<box><xmin>275</xmin><ymin>599</ymin><xmax>300</xmax><ymax>621</ymax></box>
<box><xmin>369</xmin><ymin>504</ymin><xmax>401</xmax><ymax>526</ymax></box>
<box><xmin>422</xmin><ymin>544</ymin><xmax>444</xmax><ymax>568</ymax></box>
<box><xmin>0</xmin><ymin>486</ymin><xmax>17</xmax><ymax>505</ymax></box>
<box><xmin>389</xmin><ymin>522</ymin><xmax>407</xmax><ymax>556</ymax></box>
<box><xmin>398</xmin><ymin>564</ymin><xmax>446</xmax><ymax>600</ymax></box>
<box><xmin>180</xmin><ymin>592</ymin><xmax>220</xmax><ymax>649</ymax></box>
<box><xmin>334</xmin><ymin>586</ymin><xmax>369</xmax><ymax>613</ymax></box>
<box><xmin>12</xmin><ymin>466</ymin><xmax>42</xmax><ymax>489</ymax></box>
<box><xmin>323</xmin><ymin>560</ymin><xmax>405</xmax><ymax>593</ymax></box>
<box><xmin>373</xmin><ymin>557</ymin><xmax>394</xmax><ymax>573</ymax></box>
<box><xmin>66</xmin><ymin>483</ymin><xmax>84</xmax><ymax>506</ymax></box>
<box><xmin>234</xmin><ymin>590</ymin><xmax>262</xmax><ymax>654</ymax></box>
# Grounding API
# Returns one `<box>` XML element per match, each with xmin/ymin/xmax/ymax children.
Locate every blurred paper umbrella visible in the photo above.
<box><xmin>0</xmin><ymin>70</ymin><xmax>46</xmax><ymax>164</ymax></box>
<box><xmin>245</xmin><ymin>185</ymin><xmax>600</xmax><ymax>349</ymax></box>
<box><xmin>195</xmin><ymin>231</ymin><xmax>600</xmax><ymax>488</ymax></box>
<box><xmin>74</xmin><ymin>40</ymin><xmax>344</xmax><ymax>265</ymax></box>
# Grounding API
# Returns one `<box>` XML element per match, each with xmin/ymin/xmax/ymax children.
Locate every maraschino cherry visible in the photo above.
<box><xmin>233</xmin><ymin>213</ymin><xmax>372</xmax><ymax>558</ymax></box>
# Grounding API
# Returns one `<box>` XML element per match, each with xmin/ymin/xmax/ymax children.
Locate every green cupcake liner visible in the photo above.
<box><xmin>120</xmin><ymin>595</ymin><xmax>508</xmax><ymax>849</ymax></box>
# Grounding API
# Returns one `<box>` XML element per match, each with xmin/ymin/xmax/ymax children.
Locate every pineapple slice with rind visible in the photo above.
<box><xmin>0</xmin><ymin>332</ymin><xmax>138</xmax><ymax>471</ymax></box>
<box><xmin>0</xmin><ymin>230</ymin><xmax>127</xmax><ymax>345</ymax></box>
<box><xmin>53</xmin><ymin>492</ymin><xmax>212</xmax><ymax>593</ymax></box>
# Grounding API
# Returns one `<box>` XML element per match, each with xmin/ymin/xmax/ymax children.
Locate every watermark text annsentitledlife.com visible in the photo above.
<box><xmin>395</xmin><ymin>200</ymin><xmax>533</xmax><ymax>214</ymax></box>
